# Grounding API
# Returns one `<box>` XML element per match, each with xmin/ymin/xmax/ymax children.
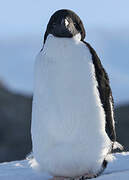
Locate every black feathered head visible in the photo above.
<box><xmin>44</xmin><ymin>9</ymin><xmax>86</xmax><ymax>43</ymax></box>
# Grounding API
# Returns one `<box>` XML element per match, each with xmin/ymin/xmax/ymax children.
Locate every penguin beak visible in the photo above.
<box><xmin>61</xmin><ymin>18</ymin><xmax>65</xmax><ymax>26</ymax></box>
<box><xmin>51</xmin><ymin>18</ymin><xmax>73</xmax><ymax>38</ymax></box>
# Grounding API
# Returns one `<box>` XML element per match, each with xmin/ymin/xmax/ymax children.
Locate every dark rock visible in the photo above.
<box><xmin>0</xmin><ymin>84</ymin><xmax>32</xmax><ymax>162</ymax></box>
<box><xmin>115</xmin><ymin>103</ymin><xmax>129</xmax><ymax>151</ymax></box>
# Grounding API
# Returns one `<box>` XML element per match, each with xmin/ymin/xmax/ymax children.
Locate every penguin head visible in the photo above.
<box><xmin>44</xmin><ymin>9</ymin><xmax>86</xmax><ymax>43</ymax></box>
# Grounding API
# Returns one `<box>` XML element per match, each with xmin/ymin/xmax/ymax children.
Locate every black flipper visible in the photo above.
<box><xmin>82</xmin><ymin>41</ymin><xmax>116</xmax><ymax>145</ymax></box>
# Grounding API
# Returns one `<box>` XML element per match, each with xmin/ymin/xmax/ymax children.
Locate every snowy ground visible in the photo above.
<box><xmin>0</xmin><ymin>152</ymin><xmax>129</xmax><ymax>180</ymax></box>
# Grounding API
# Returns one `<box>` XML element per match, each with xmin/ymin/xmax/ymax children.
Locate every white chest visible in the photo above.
<box><xmin>31</xmin><ymin>35</ymin><xmax>111</xmax><ymax>177</ymax></box>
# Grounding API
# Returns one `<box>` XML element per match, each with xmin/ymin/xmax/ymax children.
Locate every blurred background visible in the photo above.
<box><xmin>0</xmin><ymin>0</ymin><xmax>129</xmax><ymax>162</ymax></box>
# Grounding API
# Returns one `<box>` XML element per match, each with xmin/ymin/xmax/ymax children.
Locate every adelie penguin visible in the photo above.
<box><xmin>31</xmin><ymin>9</ymin><xmax>122</xmax><ymax>179</ymax></box>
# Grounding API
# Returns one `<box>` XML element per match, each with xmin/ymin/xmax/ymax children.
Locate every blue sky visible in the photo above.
<box><xmin>0</xmin><ymin>0</ymin><xmax>129</xmax><ymax>104</ymax></box>
<box><xmin>0</xmin><ymin>0</ymin><xmax>129</xmax><ymax>36</ymax></box>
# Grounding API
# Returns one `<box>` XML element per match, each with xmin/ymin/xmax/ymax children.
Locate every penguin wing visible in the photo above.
<box><xmin>84</xmin><ymin>41</ymin><xmax>116</xmax><ymax>142</ymax></box>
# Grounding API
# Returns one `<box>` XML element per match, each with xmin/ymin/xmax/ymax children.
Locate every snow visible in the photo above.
<box><xmin>0</xmin><ymin>153</ymin><xmax>129</xmax><ymax>180</ymax></box>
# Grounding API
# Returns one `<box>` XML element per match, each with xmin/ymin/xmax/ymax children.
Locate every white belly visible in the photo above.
<box><xmin>31</xmin><ymin>35</ymin><xmax>111</xmax><ymax>177</ymax></box>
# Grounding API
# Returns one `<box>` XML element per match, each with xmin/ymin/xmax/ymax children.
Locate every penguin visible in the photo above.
<box><xmin>31</xmin><ymin>9</ymin><xmax>122</xmax><ymax>179</ymax></box>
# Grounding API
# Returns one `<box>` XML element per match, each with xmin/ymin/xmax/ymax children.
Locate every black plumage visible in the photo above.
<box><xmin>84</xmin><ymin>41</ymin><xmax>116</xmax><ymax>144</ymax></box>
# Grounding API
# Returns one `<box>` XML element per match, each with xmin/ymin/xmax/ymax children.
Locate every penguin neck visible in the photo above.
<box><xmin>45</xmin><ymin>33</ymin><xmax>81</xmax><ymax>47</ymax></box>
<box><xmin>43</xmin><ymin>34</ymin><xmax>82</xmax><ymax>59</ymax></box>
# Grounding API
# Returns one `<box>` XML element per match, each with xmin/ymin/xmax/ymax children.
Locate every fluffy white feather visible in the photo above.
<box><xmin>31</xmin><ymin>34</ymin><xmax>112</xmax><ymax>177</ymax></box>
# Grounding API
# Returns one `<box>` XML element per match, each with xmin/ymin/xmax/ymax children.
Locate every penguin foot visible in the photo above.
<box><xmin>50</xmin><ymin>173</ymin><xmax>99</xmax><ymax>180</ymax></box>
<box><xmin>49</xmin><ymin>160</ymin><xmax>107</xmax><ymax>180</ymax></box>
<box><xmin>50</xmin><ymin>169</ymin><xmax>104</xmax><ymax>180</ymax></box>
<box><xmin>69</xmin><ymin>174</ymin><xmax>97</xmax><ymax>180</ymax></box>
